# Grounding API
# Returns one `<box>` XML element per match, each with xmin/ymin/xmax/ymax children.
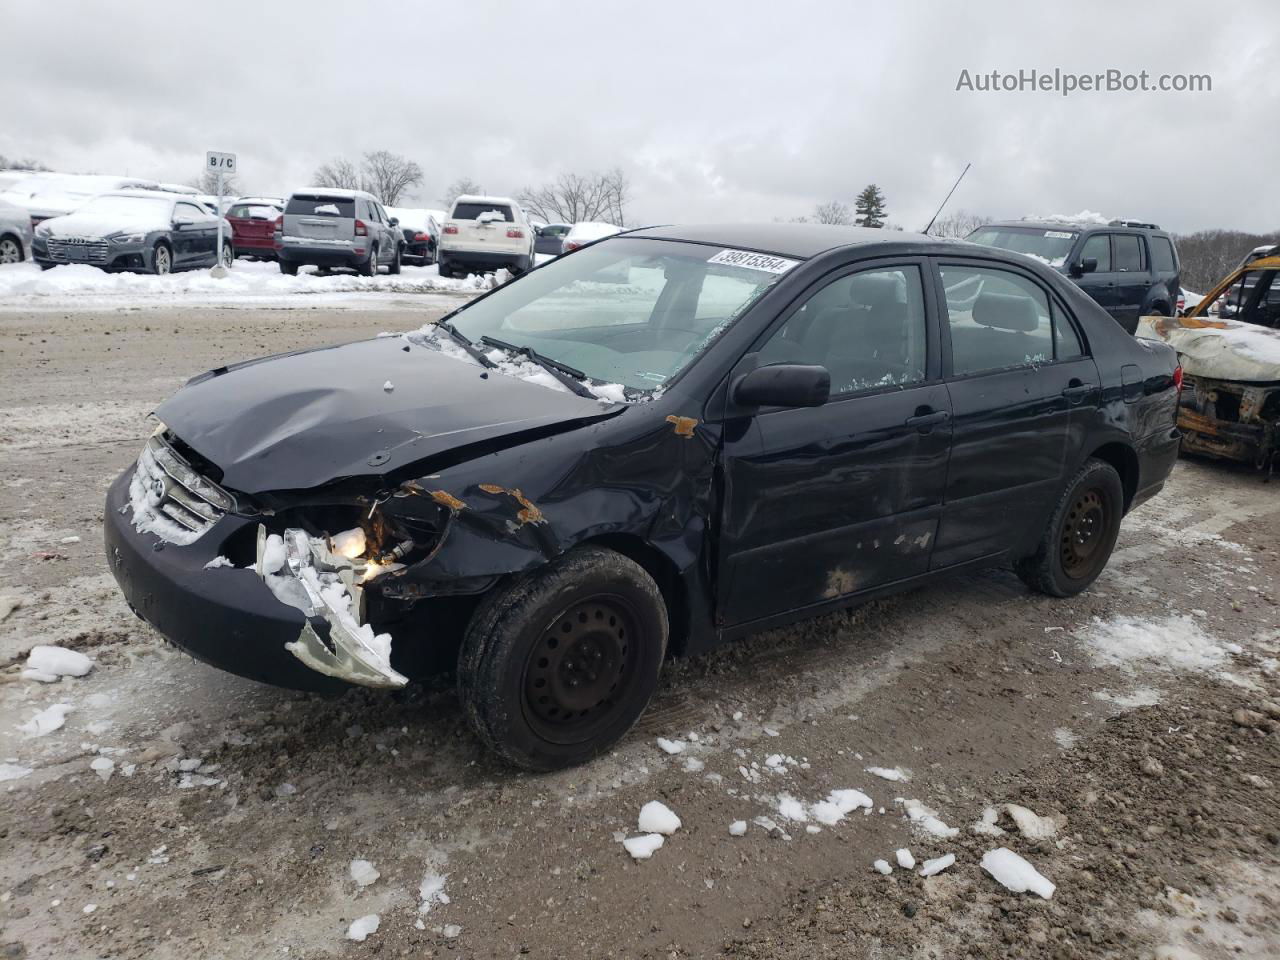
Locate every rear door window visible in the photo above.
<box><xmin>940</xmin><ymin>265</ymin><xmax>1054</xmax><ymax>374</ymax></box>
<box><xmin>287</xmin><ymin>196</ymin><xmax>355</xmax><ymax>217</ymax></box>
<box><xmin>175</xmin><ymin>201</ymin><xmax>207</xmax><ymax>220</ymax></box>
<box><xmin>1080</xmin><ymin>233</ymin><xmax>1111</xmax><ymax>272</ymax></box>
<box><xmin>452</xmin><ymin>202</ymin><xmax>513</xmax><ymax>221</ymax></box>
<box><xmin>1113</xmin><ymin>235</ymin><xmax>1145</xmax><ymax>272</ymax></box>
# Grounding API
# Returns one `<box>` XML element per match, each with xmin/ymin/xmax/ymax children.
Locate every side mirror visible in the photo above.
<box><xmin>1069</xmin><ymin>257</ymin><xmax>1098</xmax><ymax>277</ymax></box>
<box><xmin>732</xmin><ymin>363</ymin><xmax>830</xmax><ymax>409</ymax></box>
<box><xmin>388</xmin><ymin>217</ymin><xmax>399</xmax><ymax>227</ymax></box>
<box><xmin>173</xmin><ymin>217</ymin><xmax>194</xmax><ymax>228</ymax></box>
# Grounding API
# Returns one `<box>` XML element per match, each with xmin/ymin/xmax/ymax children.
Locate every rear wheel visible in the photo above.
<box><xmin>359</xmin><ymin>246</ymin><xmax>378</xmax><ymax>277</ymax></box>
<box><xmin>458</xmin><ymin>546</ymin><xmax>668</xmax><ymax>771</ymax></box>
<box><xmin>279</xmin><ymin>261</ymin><xmax>298</xmax><ymax>276</ymax></box>
<box><xmin>151</xmin><ymin>242</ymin><xmax>172</xmax><ymax>276</ymax></box>
<box><xmin>388</xmin><ymin>244</ymin><xmax>402</xmax><ymax>275</ymax></box>
<box><xmin>0</xmin><ymin>235</ymin><xmax>21</xmax><ymax>264</ymax></box>
<box><xmin>218</xmin><ymin>243</ymin><xmax>234</xmax><ymax>269</ymax></box>
<box><xmin>436</xmin><ymin>256</ymin><xmax>451</xmax><ymax>278</ymax></box>
<box><xmin>1015</xmin><ymin>458</ymin><xmax>1124</xmax><ymax>597</ymax></box>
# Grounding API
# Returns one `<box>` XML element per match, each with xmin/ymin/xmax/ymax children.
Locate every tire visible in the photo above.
<box><xmin>1148</xmin><ymin>301</ymin><xmax>1171</xmax><ymax>317</ymax></box>
<box><xmin>151</xmin><ymin>242</ymin><xmax>172</xmax><ymax>276</ymax></box>
<box><xmin>218</xmin><ymin>243</ymin><xmax>234</xmax><ymax>269</ymax></box>
<box><xmin>436</xmin><ymin>256</ymin><xmax>451</xmax><ymax>279</ymax></box>
<box><xmin>359</xmin><ymin>246</ymin><xmax>378</xmax><ymax>277</ymax></box>
<box><xmin>279</xmin><ymin>261</ymin><xmax>298</xmax><ymax>276</ymax></box>
<box><xmin>458</xmin><ymin>546</ymin><xmax>668</xmax><ymax>771</ymax></box>
<box><xmin>388</xmin><ymin>244</ymin><xmax>402</xmax><ymax>275</ymax></box>
<box><xmin>515</xmin><ymin>255</ymin><xmax>532</xmax><ymax>275</ymax></box>
<box><xmin>1015</xmin><ymin>458</ymin><xmax>1124</xmax><ymax>597</ymax></box>
<box><xmin>0</xmin><ymin>235</ymin><xmax>21</xmax><ymax>264</ymax></box>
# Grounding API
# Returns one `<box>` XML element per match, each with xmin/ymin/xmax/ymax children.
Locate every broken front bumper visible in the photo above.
<box><xmin>1178</xmin><ymin>375</ymin><xmax>1280</xmax><ymax>470</ymax></box>
<box><xmin>104</xmin><ymin>469</ymin><xmax>376</xmax><ymax>694</ymax></box>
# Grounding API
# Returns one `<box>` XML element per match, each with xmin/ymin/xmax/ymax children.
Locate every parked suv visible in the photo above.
<box><xmin>968</xmin><ymin>219</ymin><xmax>1180</xmax><ymax>334</ymax></box>
<box><xmin>437</xmin><ymin>194</ymin><xmax>535</xmax><ymax>278</ymax></box>
<box><xmin>225</xmin><ymin>197</ymin><xmax>284</xmax><ymax>261</ymax></box>
<box><xmin>275</xmin><ymin>188</ymin><xmax>403</xmax><ymax>276</ymax></box>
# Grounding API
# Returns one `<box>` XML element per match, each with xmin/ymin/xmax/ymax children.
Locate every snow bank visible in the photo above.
<box><xmin>1081</xmin><ymin>614</ymin><xmax>1225</xmax><ymax>673</ymax></box>
<box><xmin>638</xmin><ymin>800</ymin><xmax>681</xmax><ymax>835</ymax></box>
<box><xmin>981</xmin><ymin>847</ymin><xmax>1055</xmax><ymax>899</ymax></box>
<box><xmin>0</xmin><ymin>260</ymin><xmax>487</xmax><ymax>303</ymax></box>
<box><xmin>25</xmin><ymin>645</ymin><xmax>93</xmax><ymax>680</ymax></box>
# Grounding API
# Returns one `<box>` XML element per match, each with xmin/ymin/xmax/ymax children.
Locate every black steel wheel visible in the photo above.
<box><xmin>1016</xmin><ymin>458</ymin><xmax>1124</xmax><ymax>597</ymax></box>
<box><xmin>458</xmin><ymin>546</ymin><xmax>667</xmax><ymax>771</ymax></box>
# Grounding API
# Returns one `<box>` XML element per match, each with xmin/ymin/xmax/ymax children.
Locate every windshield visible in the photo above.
<box><xmin>967</xmin><ymin>226</ymin><xmax>1078</xmax><ymax>267</ymax></box>
<box><xmin>441</xmin><ymin>237</ymin><xmax>793</xmax><ymax>392</ymax></box>
<box><xmin>76</xmin><ymin>195</ymin><xmax>173</xmax><ymax>218</ymax></box>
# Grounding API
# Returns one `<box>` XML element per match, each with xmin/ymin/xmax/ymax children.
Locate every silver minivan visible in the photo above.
<box><xmin>276</xmin><ymin>188</ymin><xmax>403</xmax><ymax>276</ymax></box>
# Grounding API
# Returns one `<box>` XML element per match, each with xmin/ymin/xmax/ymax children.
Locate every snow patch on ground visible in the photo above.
<box><xmin>865</xmin><ymin>765</ymin><xmax>909</xmax><ymax>782</ymax></box>
<box><xmin>25</xmin><ymin>645</ymin><xmax>93</xmax><ymax>680</ymax></box>
<box><xmin>1081</xmin><ymin>614</ymin><xmax>1226</xmax><ymax>673</ymax></box>
<box><xmin>982</xmin><ymin>847</ymin><xmax>1056</xmax><ymax>898</ymax></box>
<box><xmin>18</xmin><ymin>703</ymin><xmax>73</xmax><ymax>737</ymax></box>
<box><xmin>346</xmin><ymin>914</ymin><xmax>379</xmax><ymax>941</ymax></box>
<box><xmin>622</xmin><ymin>834</ymin><xmax>664</xmax><ymax>860</ymax></box>
<box><xmin>897</xmin><ymin>798</ymin><xmax>959</xmax><ymax>838</ymax></box>
<box><xmin>638</xmin><ymin>800</ymin><xmax>682</xmax><ymax>835</ymax></box>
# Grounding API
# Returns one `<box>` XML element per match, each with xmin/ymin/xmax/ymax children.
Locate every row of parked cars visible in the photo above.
<box><xmin>0</xmin><ymin>170</ymin><xmax>626</xmax><ymax>279</ymax></box>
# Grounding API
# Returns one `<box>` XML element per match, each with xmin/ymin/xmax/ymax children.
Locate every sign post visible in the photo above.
<box><xmin>206</xmin><ymin>151</ymin><xmax>236</xmax><ymax>277</ymax></box>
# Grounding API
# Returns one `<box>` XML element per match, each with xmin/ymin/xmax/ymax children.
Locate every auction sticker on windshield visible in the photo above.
<box><xmin>707</xmin><ymin>249</ymin><xmax>800</xmax><ymax>274</ymax></box>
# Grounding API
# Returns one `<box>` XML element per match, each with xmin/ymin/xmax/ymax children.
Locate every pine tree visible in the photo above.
<box><xmin>854</xmin><ymin>184</ymin><xmax>887</xmax><ymax>228</ymax></box>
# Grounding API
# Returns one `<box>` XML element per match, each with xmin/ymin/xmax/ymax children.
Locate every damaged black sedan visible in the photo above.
<box><xmin>105</xmin><ymin>224</ymin><xmax>1181</xmax><ymax>770</ymax></box>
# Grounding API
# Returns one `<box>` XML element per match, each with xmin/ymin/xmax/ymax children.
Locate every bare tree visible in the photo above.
<box><xmin>198</xmin><ymin>167</ymin><xmax>240</xmax><ymax>197</ymax></box>
<box><xmin>313</xmin><ymin>158</ymin><xmax>362</xmax><ymax>191</ymax></box>
<box><xmin>443</xmin><ymin>177</ymin><xmax>483</xmax><ymax>207</ymax></box>
<box><xmin>518</xmin><ymin>169</ymin><xmax>630</xmax><ymax>225</ymax></box>
<box><xmin>927</xmin><ymin>209</ymin><xmax>992</xmax><ymax>238</ymax></box>
<box><xmin>0</xmin><ymin>155</ymin><xmax>49</xmax><ymax>171</ymax></box>
<box><xmin>360</xmin><ymin>150</ymin><xmax>423</xmax><ymax>205</ymax></box>
<box><xmin>1173</xmin><ymin>228</ymin><xmax>1280</xmax><ymax>292</ymax></box>
<box><xmin>812</xmin><ymin>200</ymin><xmax>853</xmax><ymax>225</ymax></box>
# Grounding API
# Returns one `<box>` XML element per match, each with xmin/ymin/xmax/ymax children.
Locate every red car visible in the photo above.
<box><xmin>225</xmin><ymin>197</ymin><xmax>284</xmax><ymax>261</ymax></box>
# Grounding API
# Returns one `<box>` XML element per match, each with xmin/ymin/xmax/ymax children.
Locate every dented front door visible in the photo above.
<box><xmin>715</xmin><ymin>260</ymin><xmax>951</xmax><ymax>627</ymax></box>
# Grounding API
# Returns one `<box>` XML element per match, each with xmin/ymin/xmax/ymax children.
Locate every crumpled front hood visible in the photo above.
<box><xmin>156</xmin><ymin>336</ymin><xmax>620</xmax><ymax>496</ymax></box>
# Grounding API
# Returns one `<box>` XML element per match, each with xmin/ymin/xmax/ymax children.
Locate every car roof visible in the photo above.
<box><xmin>452</xmin><ymin>194</ymin><xmax>516</xmax><ymax>206</ymax></box>
<box><xmin>234</xmin><ymin>196</ymin><xmax>284</xmax><ymax>205</ymax></box>
<box><xmin>624</xmin><ymin>222</ymin><xmax>947</xmax><ymax>260</ymax></box>
<box><xmin>984</xmin><ymin>219</ymin><xmax>1165</xmax><ymax>234</ymax></box>
<box><xmin>291</xmin><ymin>187</ymin><xmax>377</xmax><ymax>200</ymax></box>
<box><xmin>97</xmin><ymin>190</ymin><xmax>179</xmax><ymax>202</ymax></box>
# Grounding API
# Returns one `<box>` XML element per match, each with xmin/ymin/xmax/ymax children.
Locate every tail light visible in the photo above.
<box><xmin>564</xmin><ymin>240</ymin><xmax>581</xmax><ymax>252</ymax></box>
<box><xmin>1176</xmin><ymin>294</ymin><xmax>1185</xmax><ymax>313</ymax></box>
<box><xmin>506</xmin><ymin>228</ymin><xmax>525</xmax><ymax>239</ymax></box>
<box><xmin>273</xmin><ymin>215</ymin><xmax>284</xmax><ymax>249</ymax></box>
<box><xmin>273</xmin><ymin>215</ymin><xmax>283</xmax><ymax>232</ymax></box>
<box><xmin>1173</xmin><ymin>365</ymin><xmax>1184</xmax><ymax>393</ymax></box>
<box><xmin>443</xmin><ymin>224</ymin><xmax>458</xmax><ymax>235</ymax></box>
<box><xmin>413</xmin><ymin>232</ymin><xmax>429</xmax><ymax>242</ymax></box>
<box><xmin>354</xmin><ymin>219</ymin><xmax>368</xmax><ymax>237</ymax></box>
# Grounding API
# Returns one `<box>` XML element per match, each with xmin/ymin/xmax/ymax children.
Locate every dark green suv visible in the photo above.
<box><xmin>968</xmin><ymin>219</ymin><xmax>1180</xmax><ymax>334</ymax></box>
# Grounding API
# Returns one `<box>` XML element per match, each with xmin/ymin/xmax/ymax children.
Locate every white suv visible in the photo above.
<box><xmin>437</xmin><ymin>194</ymin><xmax>536</xmax><ymax>278</ymax></box>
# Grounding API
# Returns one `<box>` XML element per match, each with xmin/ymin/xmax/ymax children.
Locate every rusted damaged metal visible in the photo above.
<box><xmin>1136</xmin><ymin>255</ymin><xmax>1280</xmax><ymax>473</ymax></box>
<box><xmin>428</xmin><ymin>489</ymin><xmax>467</xmax><ymax>513</ymax></box>
<box><xmin>478</xmin><ymin>483</ymin><xmax>546</xmax><ymax>526</ymax></box>
<box><xmin>665</xmin><ymin>414</ymin><xmax>699</xmax><ymax>438</ymax></box>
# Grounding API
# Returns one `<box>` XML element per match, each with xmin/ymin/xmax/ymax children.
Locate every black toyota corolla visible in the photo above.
<box><xmin>105</xmin><ymin>223</ymin><xmax>1181</xmax><ymax>770</ymax></box>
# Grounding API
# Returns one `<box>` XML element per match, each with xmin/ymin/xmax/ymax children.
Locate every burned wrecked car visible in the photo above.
<box><xmin>105</xmin><ymin>224</ymin><xmax>1181</xmax><ymax>770</ymax></box>
<box><xmin>1137</xmin><ymin>254</ymin><xmax>1280</xmax><ymax>473</ymax></box>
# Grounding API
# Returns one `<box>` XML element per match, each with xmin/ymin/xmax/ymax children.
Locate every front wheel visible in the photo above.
<box><xmin>0</xmin><ymin>235</ymin><xmax>22</xmax><ymax>264</ymax></box>
<box><xmin>151</xmin><ymin>242</ymin><xmax>172</xmax><ymax>276</ymax></box>
<box><xmin>458</xmin><ymin>546</ymin><xmax>668</xmax><ymax>771</ymax></box>
<box><xmin>388</xmin><ymin>244</ymin><xmax>402</xmax><ymax>275</ymax></box>
<box><xmin>218</xmin><ymin>243</ymin><xmax>234</xmax><ymax>269</ymax></box>
<box><xmin>1015</xmin><ymin>458</ymin><xmax>1124</xmax><ymax>597</ymax></box>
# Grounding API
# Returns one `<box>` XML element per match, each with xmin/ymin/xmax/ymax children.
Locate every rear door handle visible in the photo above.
<box><xmin>905</xmin><ymin>410</ymin><xmax>950</xmax><ymax>432</ymax></box>
<box><xmin>1062</xmin><ymin>381</ymin><xmax>1094</xmax><ymax>400</ymax></box>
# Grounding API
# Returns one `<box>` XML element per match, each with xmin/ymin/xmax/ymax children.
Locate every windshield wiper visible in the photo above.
<box><xmin>435</xmin><ymin>321</ymin><xmax>496</xmax><ymax>368</ymax></box>
<box><xmin>479</xmin><ymin>335</ymin><xmax>596</xmax><ymax>399</ymax></box>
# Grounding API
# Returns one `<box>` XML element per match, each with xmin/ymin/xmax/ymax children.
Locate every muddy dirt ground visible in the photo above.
<box><xmin>1</xmin><ymin>298</ymin><xmax>1277</xmax><ymax>960</ymax></box>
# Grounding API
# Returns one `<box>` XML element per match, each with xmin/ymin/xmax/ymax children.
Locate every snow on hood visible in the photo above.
<box><xmin>40</xmin><ymin>207</ymin><xmax>171</xmax><ymax>237</ymax></box>
<box><xmin>1136</xmin><ymin>314</ymin><xmax>1280</xmax><ymax>382</ymax></box>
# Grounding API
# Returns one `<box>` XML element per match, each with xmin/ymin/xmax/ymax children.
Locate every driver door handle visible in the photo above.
<box><xmin>905</xmin><ymin>409</ymin><xmax>950</xmax><ymax>432</ymax></box>
<box><xmin>1062</xmin><ymin>380</ymin><xmax>1094</xmax><ymax>401</ymax></box>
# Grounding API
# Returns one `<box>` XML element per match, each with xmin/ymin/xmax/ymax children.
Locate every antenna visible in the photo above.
<box><xmin>922</xmin><ymin>163</ymin><xmax>971</xmax><ymax>235</ymax></box>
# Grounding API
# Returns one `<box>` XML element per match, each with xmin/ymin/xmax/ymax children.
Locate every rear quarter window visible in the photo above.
<box><xmin>286</xmin><ymin>197</ymin><xmax>355</xmax><ymax>217</ymax></box>
<box><xmin>451</xmin><ymin>202</ymin><xmax>513</xmax><ymax>222</ymax></box>
<box><xmin>1151</xmin><ymin>236</ymin><xmax>1177</xmax><ymax>273</ymax></box>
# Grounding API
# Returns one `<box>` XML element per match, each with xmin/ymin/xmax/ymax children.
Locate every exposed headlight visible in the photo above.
<box><xmin>111</xmin><ymin>233</ymin><xmax>145</xmax><ymax>244</ymax></box>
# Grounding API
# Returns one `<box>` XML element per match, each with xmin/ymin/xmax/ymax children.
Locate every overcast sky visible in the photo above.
<box><xmin>4</xmin><ymin>0</ymin><xmax>1277</xmax><ymax>233</ymax></box>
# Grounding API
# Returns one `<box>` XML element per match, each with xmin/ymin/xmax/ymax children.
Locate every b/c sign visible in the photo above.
<box><xmin>206</xmin><ymin>151</ymin><xmax>236</xmax><ymax>172</ymax></box>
